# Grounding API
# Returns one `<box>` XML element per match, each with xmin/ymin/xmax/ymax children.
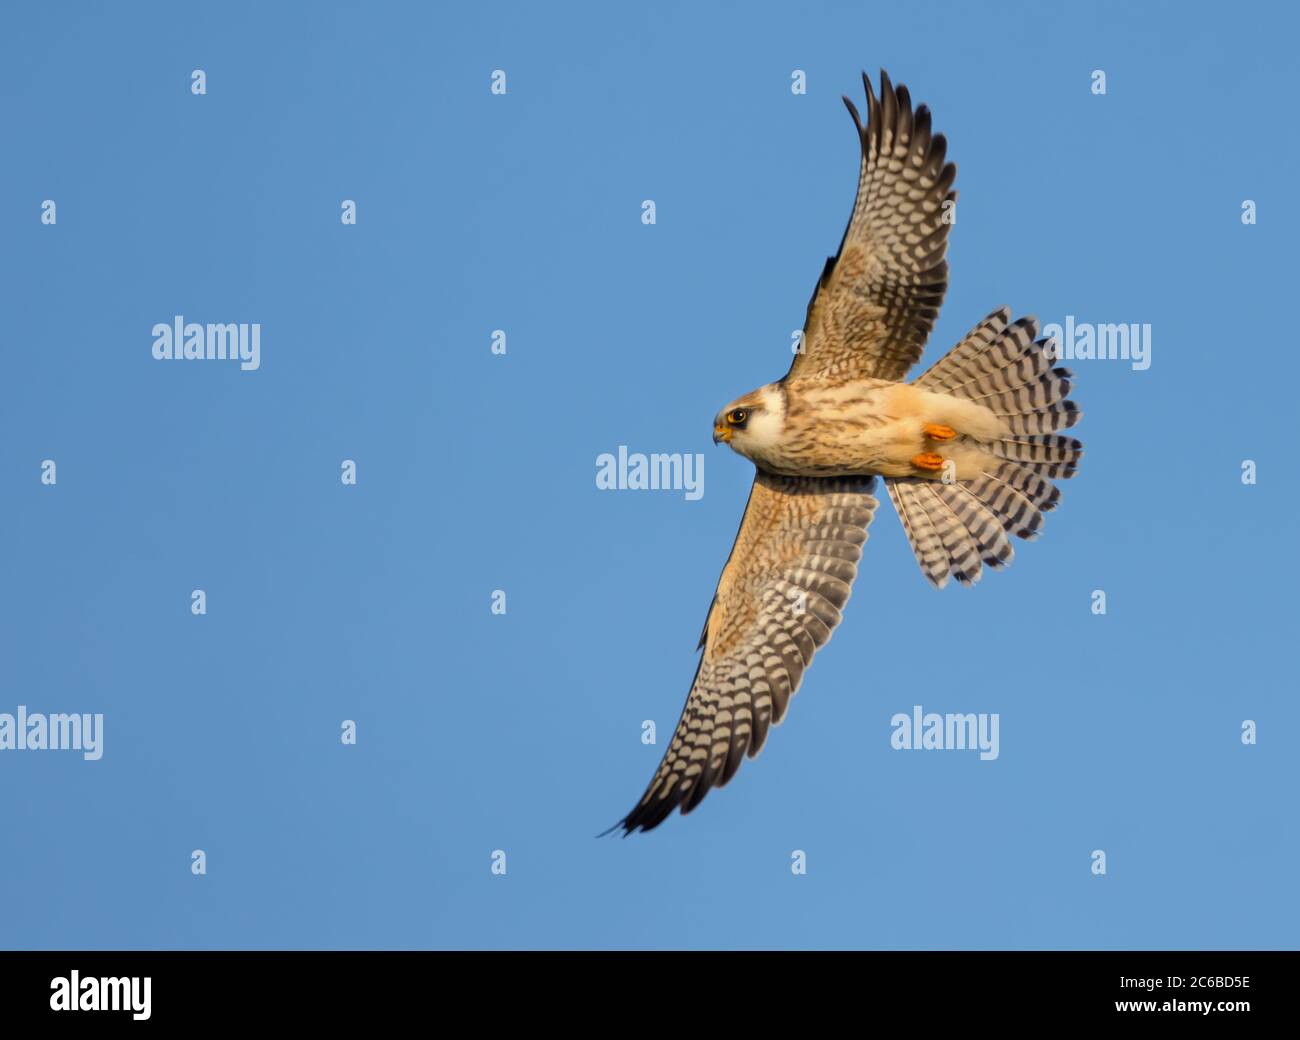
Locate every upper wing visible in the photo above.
<box><xmin>788</xmin><ymin>70</ymin><xmax>957</xmax><ymax>382</ymax></box>
<box><xmin>616</xmin><ymin>472</ymin><xmax>877</xmax><ymax>834</ymax></box>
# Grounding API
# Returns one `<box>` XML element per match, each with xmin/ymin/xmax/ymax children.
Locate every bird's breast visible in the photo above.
<box><xmin>753</xmin><ymin>380</ymin><xmax>918</xmax><ymax>477</ymax></box>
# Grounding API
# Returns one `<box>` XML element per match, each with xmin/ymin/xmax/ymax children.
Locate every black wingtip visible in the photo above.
<box><xmin>842</xmin><ymin>94</ymin><xmax>863</xmax><ymax>134</ymax></box>
<box><xmin>596</xmin><ymin>818</ymin><xmax>630</xmax><ymax>839</ymax></box>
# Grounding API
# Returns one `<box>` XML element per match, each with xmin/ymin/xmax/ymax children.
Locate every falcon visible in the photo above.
<box><xmin>613</xmin><ymin>70</ymin><xmax>1083</xmax><ymax>834</ymax></box>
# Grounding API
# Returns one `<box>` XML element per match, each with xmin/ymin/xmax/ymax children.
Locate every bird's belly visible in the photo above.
<box><xmin>753</xmin><ymin>384</ymin><xmax>921</xmax><ymax>477</ymax></box>
<box><xmin>755</xmin><ymin>383</ymin><xmax>1007</xmax><ymax>478</ymax></box>
<box><xmin>764</xmin><ymin>418</ymin><xmax>925</xmax><ymax>477</ymax></box>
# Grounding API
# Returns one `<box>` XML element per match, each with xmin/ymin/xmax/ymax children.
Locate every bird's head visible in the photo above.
<box><xmin>712</xmin><ymin>384</ymin><xmax>785</xmax><ymax>461</ymax></box>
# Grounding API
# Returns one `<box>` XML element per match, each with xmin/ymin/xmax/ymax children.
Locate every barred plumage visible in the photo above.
<box><xmin>617</xmin><ymin>475</ymin><xmax>877</xmax><ymax>833</ymax></box>
<box><xmin>792</xmin><ymin>70</ymin><xmax>956</xmax><ymax>382</ymax></box>
<box><xmin>613</xmin><ymin>69</ymin><xmax>1083</xmax><ymax>832</ymax></box>
<box><xmin>887</xmin><ymin>311</ymin><xmax>1083</xmax><ymax>587</ymax></box>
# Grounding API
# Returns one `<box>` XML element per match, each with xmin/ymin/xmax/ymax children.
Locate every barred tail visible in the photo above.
<box><xmin>887</xmin><ymin>307</ymin><xmax>1084</xmax><ymax>588</ymax></box>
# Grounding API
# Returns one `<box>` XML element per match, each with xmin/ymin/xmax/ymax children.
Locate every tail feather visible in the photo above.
<box><xmin>889</xmin><ymin>309</ymin><xmax>1083</xmax><ymax>587</ymax></box>
<box><xmin>986</xmin><ymin>461</ymin><xmax>1060</xmax><ymax>512</ymax></box>
<box><xmin>918</xmin><ymin>485</ymin><xmax>984</xmax><ymax>586</ymax></box>
<box><xmin>890</xmin><ymin>482</ymin><xmax>951</xmax><ymax>587</ymax></box>
<box><xmin>914</xmin><ymin>307</ymin><xmax>1012</xmax><ymax>390</ymax></box>
<box><xmin>964</xmin><ymin>469</ymin><xmax>1044</xmax><ymax>539</ymax></box>
<box><xmin>967</xmin><ymin>467</ymin><xmax>1045</xmax><ymax>535</ymax></box>
<box><xmin>931</xmin><ymin>481</ymin><xmax>1013</xmax><ymax>571</ymax></box>
<box><xmin>987</xmin><ymin>433</ymin><xmax>1083</xmax><ymax>472</ymax></box>
<box><xmin>963</xmin><ymin>367</ymin><xmax>1073</xmax><ymax>413</ymax></box>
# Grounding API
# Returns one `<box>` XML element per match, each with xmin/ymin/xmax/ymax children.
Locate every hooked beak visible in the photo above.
<box><xmin>713</xmin><ymin>423</ymin><xmax>731</xmax><ymax>445</ymax></box>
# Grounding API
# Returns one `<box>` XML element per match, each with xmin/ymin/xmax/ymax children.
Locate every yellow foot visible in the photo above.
<box><xmin>923</xmin><ymin>423</ymin><xmax>957</xmax><ymax>441</ymax></box>
<box><xmin>911</xmin><ymin>452</ymin><xmax>946</xmax><ymax>472</ymax></box>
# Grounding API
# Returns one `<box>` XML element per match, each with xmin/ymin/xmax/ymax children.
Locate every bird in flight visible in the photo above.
<box><xmin>613</xmin><ymin>70</ymin><xmax>1083</xmax><ymax>834</ymax></box>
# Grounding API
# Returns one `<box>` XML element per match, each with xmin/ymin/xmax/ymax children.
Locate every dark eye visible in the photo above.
<box><xmin>728</xmin><ymin>409</ymin><xmax>748</xmax><ymax>425</ymax></box>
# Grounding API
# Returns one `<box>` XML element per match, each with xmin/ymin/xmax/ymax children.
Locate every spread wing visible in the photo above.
<box><xmin>615</xmin><ymin>473</ymin><xmax>877</xmax><ymax>834</ymax></box>
<box><xmin>788</xmin><ymin>70</ymin><xmax>957</xmax><ymax>382</ymax></box>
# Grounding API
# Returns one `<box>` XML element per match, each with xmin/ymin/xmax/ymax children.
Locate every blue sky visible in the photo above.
<box><xmin>1</xmin><ymin>0</ymin><xmax>1295</xmax><ymax>949</ymax></box>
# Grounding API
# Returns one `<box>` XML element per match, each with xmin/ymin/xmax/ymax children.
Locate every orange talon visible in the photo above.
<box><xmin>912</xmin><ymin>452</ymin><xmax>946</xmax><ymax>472</ymax></box>
<box><xmin>923</xmin><ymin>423</ymin><xmax>957</xmax><ymax>441</ymax></box>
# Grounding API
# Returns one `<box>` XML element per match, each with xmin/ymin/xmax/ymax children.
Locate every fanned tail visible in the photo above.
<box><xmin>887</xmin><ymin>308</ymin><xmax>1083</xmax><ymax>588</ymax></box>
